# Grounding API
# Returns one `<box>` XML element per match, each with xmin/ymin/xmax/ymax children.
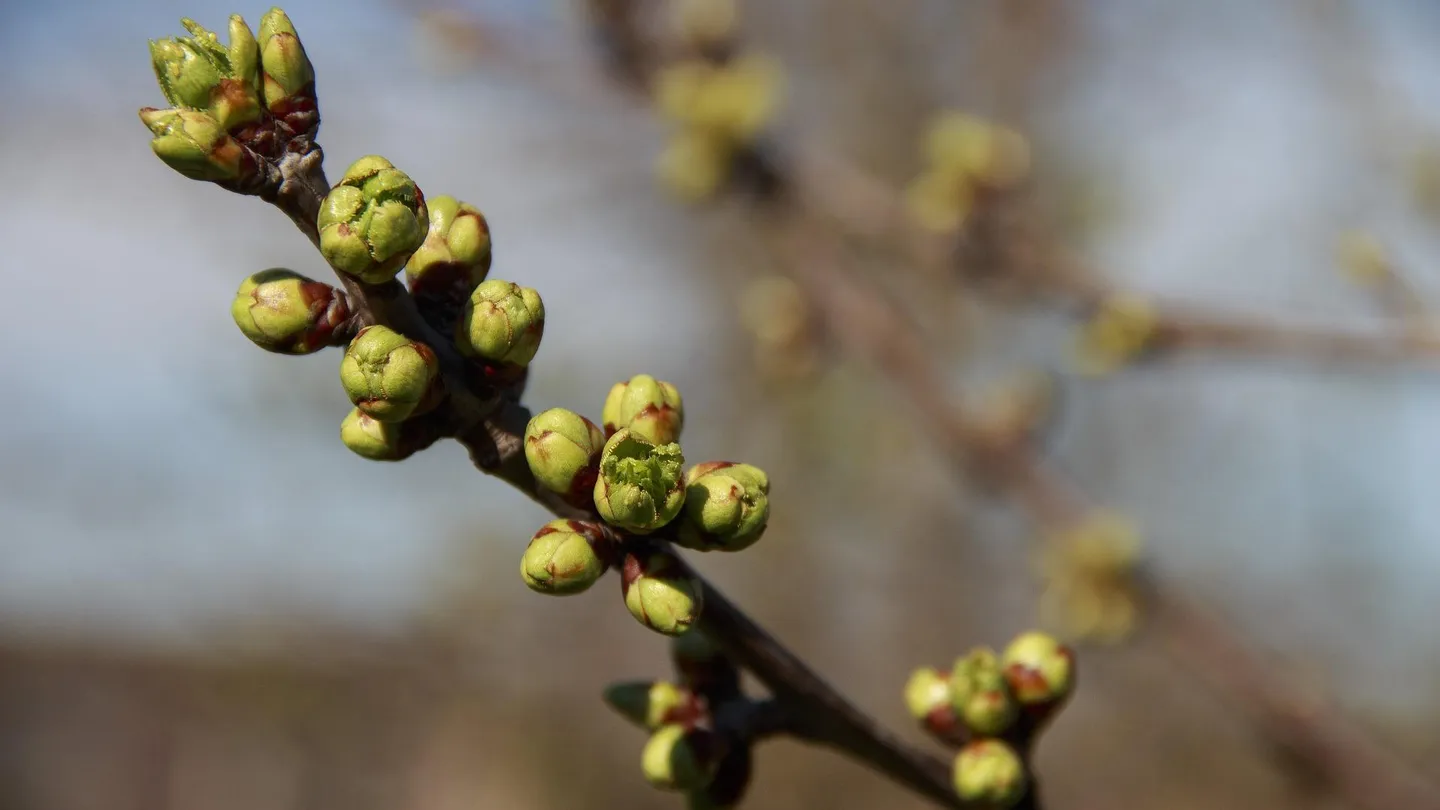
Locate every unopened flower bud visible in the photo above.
<box><xmin>925</xmin><ymin>112</ymin><xmax>1031</xmax><ymax>190</ymax></box>
<box><xmin>318</xmin><ymin>156</ymin><xmax>429</xmax><ymax>284</ymax></box>
<box><xmin>675</xmin><ymin>462</ymin><xmax>769</xmax><ymax>551</ymax></box>
<box><xmin>338</xmin><ymin>326</ymin><xmax>438</xmax><ymax>422</ymax></box>
<box><xmin>621</xmin><ymin>546</ymin><xmax>703</xmax><ymax>636</ymax></box>
<box><xmin>520</xmin><ymin>519</ymin><xmax>611</xmax><ymax>595</ymax></box>
<box><xmin>457</xmin><ymin>279</ymin><xmax>546</xmax><ymax>366</ymax></box>
<box><xmin>904</xmin><ymin>666</ymin><xmax>959</xmax><ymax>730</ymax></box>
<box><xmin>603</xmin><ymin>680</ymin><xmax>699</xmax><ymax>730</ymax></box>
<box><xmin>905</xmin><ymin>169</ymin><xmax>973</xmax><ymax>234</ymax></box>
<box><xmin>406</xmin><ymin>194</ymin><xmax>492</xmax><ymax>292</ymax></box>
<box><xmin>257</xmin><ymin>8</ymin><xmax>315</xmax><ymax>110</ymax></box>
<box><xmin>339</xmin><ymin>407</ymin><xmax>403</xmax><ymax>461</ymax></box>
<box><xmin>524</xmin><ymin>408</ymin><xmax>605</xmax><ymax>501</ymax></box>
<box><xmin>595</xmin><ymin>430</ymin><xmax>686</xmax><ymax>534</ymax></box>
<box><xmin>602</xmin><ymin>374</ymin><xmax>684</xmax><ymax>444</ymax></box>
<box><xmin>139</xmin><ymin>108</ymin><xmax>247</xmax><ymax>181</ymax></box>
<box><xmin>1001</xmin><ymin>631</ymin><xmax>1076</xmax><ymax>714</ymax></box>
<box><xmin>231</xmin><ymin>268</ymin><xmax>350</xmax><ymax>354</ymax></box>
<box><xmin>949</xmin><ymin>647</ymin><xmax>1019</xmax><ymax>737</ymax></box>
<box><xmin>657</xmin><ymin>130</ymin><xmax>734</xmax><ymax>202</ymax></box>
<box><xmin>953</xmin><ymin>740</ymin><xmax>1027</xmax><ymax>808</ymax></box>
<box><xmin>642</xmin><ymin>724</ymin><xmax>722</xmax><ymax>792</ymax></box>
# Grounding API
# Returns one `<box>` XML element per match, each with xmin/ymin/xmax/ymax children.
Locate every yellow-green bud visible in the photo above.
<box><xmin>231</xmin><ymin>268</ymin><xmax>350</xmax><ymax>354</ymax></box>
<box><xmin>641</xmin><ymin>724</ymin><xmax>722</xmax><ymax>792</ymax></box>
<box><xmin>520</xmin><ymin>519</ymin><xmax>611</xmax><ymax>595</ymax></box>
<box><xmin>457</xmin><ymin>279</ymin><xmax>546</xmax><ymax>366</ymax></box>
<box><xmin>952</xmin><ymin>740</ymin><xmax>1027</xmax><ymax>807</ymax></box>
<box><xmin>524</xmin><ymin>408</ymin><xmax>605</xmax><ymax>499</ymax></box>
<box><xmin>257</xmin><ymin>8</ymin><xmax>315</xmax><ymax>108</ymax></box>
<box><xmin>318</xmin><ymin>156</ymin><xmax>429</xmax><ymax>284</ymax></box>
<box><xmin>594</xmin><ymin>429</ymin><xmax>686</xmax><ymax>534</ymax></box>
<box><xmin>148</xmin><ymin>16</ymin><xmax>263</xmax><ymax>131</ymax></box>
<box><xmin>139</xmin><ymin>108</ymin><xmax>247</xmax><ymax>182</ymax></box>
<box><xmin>675</xmin><ymin>462</ymin><xmax>769</xmax><ymax>552</ymax></box>
<box><xmin>602</xmin><ymin>374</ymin><xmax>684</xmax><ymax>444</ymax></box>
<box><xmin>338</xmin><ymin>326</ymin><xmax>438</xmax><ymax>422</ymax></box>
<box><xmin>949</xmin><ymin>647</ymin><xmax>1019</xmax><ymax>737</ymax></box>
<box><xmin>339</xmin><ymin>407</ymin><xmax>403</xmax><ymax>461</ymax></box>
<box><xmin>621</xmin><ymin>547</ymin><xmax>703</xmax><ymax>636</ymax></box>
<box><xmin>406</xmin><ymin>194</ymin><xmax>493</xmax><ymax>292</ymax></box>
<box><xmin>603</xmin><ymin>680</ymin><xmax>696</xmax><ymax>730</ymax></box>
<box><xmin>904</xmin><ymin>667</ymin><xmax>953</xmax><ymax>722</ymax></box>
<box><xmin>1001</xmin><ymin>632</ymin><xmax>1076</xmax><ymax>712</ymax></box>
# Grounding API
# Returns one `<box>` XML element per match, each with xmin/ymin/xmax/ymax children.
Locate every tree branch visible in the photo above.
<box><xmin>253</xmin><ymin>145</ymin><xmax>978</xmax><ymax>809</ymax></box>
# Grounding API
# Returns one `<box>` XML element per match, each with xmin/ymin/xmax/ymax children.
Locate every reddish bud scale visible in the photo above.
<box><xmin>532</xmin><ymin>520</ymin><xmax>616</xmax><ymax>569</ymax></box>
<box><xmin>409</xmin><ymin>261</ymin><xmax>480</xmax><ymax>335</ymax></box>
<box><xmin>1003</xmin><ymin>645</ymin><xmax>1076</xmax><ymax>725</ymax></box>
<box><xmin>924</xmin><ymin>704</ymin><xmax>969</xmax><ymax>746</ymax></box>
<box><xmin>294</xmin><ymin>280</ymin><xmax>351</xmax><ymax>351</ymax></box>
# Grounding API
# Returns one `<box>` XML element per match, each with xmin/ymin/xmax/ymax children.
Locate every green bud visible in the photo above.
<box><xmin>231</xmin><ymin>268</ymin><xmax>350</xmax><ymax>354</ymax></box>
<box><xmin>949</xmin><ymin>647</ymin><xmax>1019</xmax><ymax>737</ymax></box>
<box><xmin>1001</xmin><ymin>631</ymin><xmax>1076</xmax><ymax>712</ymax></box>
<box><xmin>456</xmin><ymin>279</ymin><xmax>545</xmax><ymax>366</ymax></box>
<box><xmin>339</xmin><ymin>407</ymin><xmax>403</xmax><ymax>461</ymax></box>
<box><xmin>602</xmin><ymin>374</ymin><xmax>684</xmax><ymax>444</ymax></box>
<box><xmin>524</xmin><ymin>408</ymin><xmax>605</xmax><ymax>498</ymax></box>
<box><xmin>406</xmin><ymin>194</ymin><xmax>493</xmax><ymax>292</ymax></box>
<box><xmin>149</xmin><ymin>36</ymin><xmax>223</xmax><ymax>110</ymax></box>
<box><xmin>621</xmin><ymin>546</ymin><xmax>704</xmax><ymax>636</ymax></box>
<box><xmin>149</xmin><ymin>16</ymin><xmax>262</xmax><ymax>131</ymax></box>
<box><xmin>641</xmin><ymin>724</ymin><xmax>722</xmax><ymax>792</ymax></box>
<box><xmin>338</xmin><ymin>326</ymin><xmax>439</xmax><ymax>422</ymax></box>
<box><xmin>594</xmin><ymin>429</ymin><xmax>686</xmax><ymax>534</ymax></box>
<box><xmin>952</xmin><ymin>740</ymin><xmax>1027</xmax><ymax>807</ymax></box>
<box><xmin>904</xmin><ymin>667</ymin><xmax>954</xmax><ymax>722</ymax></box>
<box><xmin>257</xmin><ymin>8</ymin><xmax>315</xmax><ymax>109</ymax></box>
<box><xmin>318</xmin><ymin>156</ymin><xmax>429</xmax><ymax>284</ymax></box>
<box><xmin>675</xmin><ymin>462</ymin><xmax>769</xmax><ymax>551</ymax></box>
<box><xmin>520</xmin><ymin>519</ymin><xmax>611</xmax><ymax>595</ymax></box>
<box><xmin>603</xmin><ymin>680</ymin><xmax>696</xmax><ymax>730</ymax></box>
<box><xmin>139</xmin><ymin>108</ymin><xmax>247</xmax><ymax>182</ymax></box>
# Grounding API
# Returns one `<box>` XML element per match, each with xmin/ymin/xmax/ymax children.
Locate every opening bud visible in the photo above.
<box><xmin>949</xmin><ymin>647</ymin><xmax>1019</xmax><ymax>737</ymax></box>
<box><xmin>148</xmin><ymin>16</ymin><xmax>263</xmax><ymax>132</ymax></box>
<box><xmin>603</xmin><ymin>680</ymin><xmax>700</xmax><ymax>730</ymax></box>
<box><xmin>1001</xmin><ymin>631</ymin><xmax>1076</xmax><ymax>715</ymax></box>
<box><xmin>318</xmin><ymin>156</ymin><xmax>429</xmax><ymax>284</ymax></box>
<box><xmin>231</xmin><ymin>268</ymin><xmax>350</xmax><ymax>354</ymax></box>
<box><xmin>520</xmin><ymin>519</ymin><xmax>611</xmax><ymax>596</ymax></box>
<box><xmin>457</xmin><ymin>279</ymin><xmax>546</xmax><ymax>367</ymax></box>
<box><xmin>524</xmin><ymin>408</ymin><xmax>605</xmax><ymax>500</ymax></box>
<box><xmin>602</xmin><ymin>374</ymin><xmax>684</xmax><ymax>444</ymax></box>
<box><xmin>675</xmin><ymin>462</ymin><xmax>769</xmax><ymax>551</ymax></box>
<box><xmin>641</xmin><ymin>724</ymin><xmax>723</xmax><ymax>792</ymax></box>
<box><xmin>339</xmin><ymin>326</ymin><xmax>439</xmax><ymax>422</ymax></box>
<box><xmin>594</xmin><ymin>429</ymin><xmax>687</xmax><ymax>534</ymax></box>
<box><xmin>139</xmin><ymin>108</ymin><xmax>247</xmax><ymax>182</ymax></box>
<box><xmin>952</xmin><ymin>740</ymin><xmax>1028</xmax><ymax>808</ymax></box>
<box><xmin>621</xmin><ymin>546</ymin><xmax>704</xmax><ymax>636</ymax></box>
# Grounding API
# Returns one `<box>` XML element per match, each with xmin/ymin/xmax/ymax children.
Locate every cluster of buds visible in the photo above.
<box><xmin>1036</xmin><ymin>511</ymin><xmax>1145</xmax><ymax>643</ymax></box>
<box><xmin>1073</xmin><ymin>292</ymin><xmax>1160</xmax><ymax>376</ymax></box>
<box><xmin>141</xmin><ymin>9</ymin><xmax>316</xmax><ymax>184</ymax></box>
<box><xmin>651</xmin><ymin>0</ymin><xmax>785</xmax><ymax>202</ymax></box>
<box><xmin>219</xmin><ymin>146</ymin><xmax>533</xmax><ymax>460</ymax></box>
<box><xmin>519</xmin><ymin>374</ymin><xmax>771</xmax><ymax>636</ymax></box>
<box><xmin>605</xmin><ymin>632</ymin><xmax>754</xmax><ymax>806</ymax></box>
<box><xmin>904</xmin><ymin>631</ymin><xmax>1075</xmax><ymax>806</ymax></box>
<box><xmin>905</xmin><ymin>111</ymin><xmax>1031</xmax><ymax>234</ymax></box>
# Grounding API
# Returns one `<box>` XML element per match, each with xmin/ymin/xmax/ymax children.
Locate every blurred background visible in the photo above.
<box><xmin>2</xmin><ymin>0</ymin><xmax>1439</xmax><ymax>808</ymax></box>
